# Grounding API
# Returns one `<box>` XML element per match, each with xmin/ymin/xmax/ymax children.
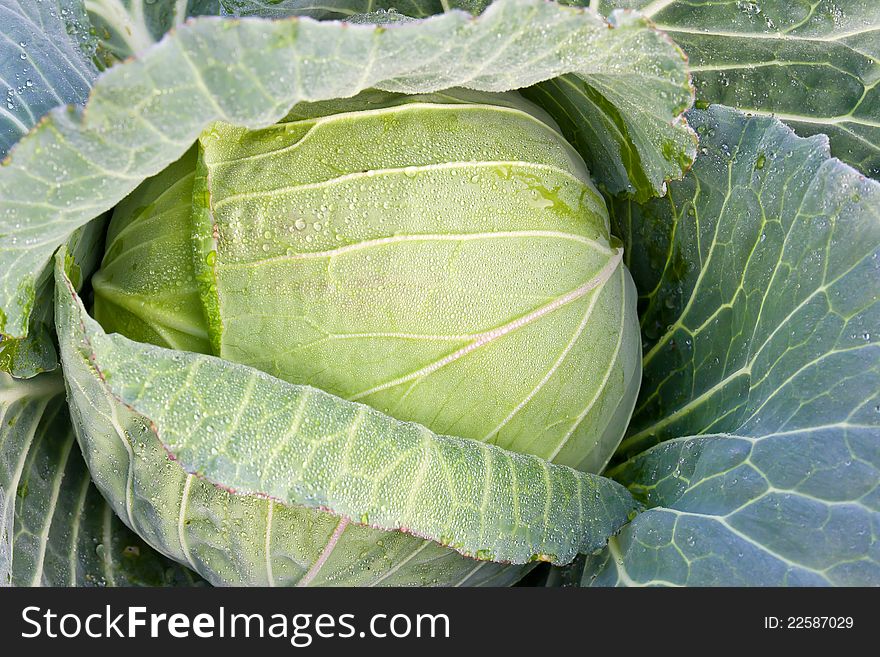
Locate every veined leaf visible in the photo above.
<box><xmin>0</xmin><ymin>0</ymin><xmax>103</xmax><ymax>378</ymax></box>
<box><xmin>585</xmin><ymin>430</ymin><xmax>878</xmax><ymax>585</ymax></box>
<box><xmin>173</xmin><ymin>92</ymin><xmax>639</xmax><ymax>473</ymax></box>
<box><xmin>579</xmin><ymin>105</ymin><xmax>879</xmax><ymax>586</ymax></box>
<box><xmin>219</xmin><ymin>0</ymin><xmax>445</xmax><ymax>19</ymax></box>
<box><xmin>0</xmin><ymin>217</ymin><xmax>105</xmax><ymax>378</ymax></box>
<box><xmin>228</xmin><ymin>0</ymin><xmax>700</xmax><ymax>200</ymax></box>
<box><xmin>56</xmin><ymin>253</ymin><xmax>637</xmax><ymax>581</ymax></box>
<box><xmin>0</xmin><ymin>0</ymin><xmax>98</xmax><ymax>158</ymax></box>
<box><xmin>522</xmin><ymin>10</ymin><xmax>697</xmax><ymax>202</ymax></box>
<box><xmin>620</xmin><ymin>106</ymin><xmax>878</xmax><ymax>454</ymax></box>
<box><xmin>0</xmin><ymin>372</ymin><xmax>202</xmax><ymax>586</ymax></box>
<box><xmin>84</xmin><ymin>1</ymin><xmax>222</xmax><ymax>62</ymax></box>
<box><xmin>0</xmin><ymin>0</ymin><xmax>692</xmax><ymax>342</ymax></box>
<box><xmin>592</xmin><ymin>0</ymin><xmax>880</xmax><ymax>178</ymax></box>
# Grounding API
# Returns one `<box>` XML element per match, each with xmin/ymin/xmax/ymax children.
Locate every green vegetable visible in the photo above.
<box><xmin>0</xmin><ymin>0</ymin><xmax>876</xmax><ymax>587</ymax></box>
<box><xmin>92</xmin><ymin>90</ymin><xmax>641</xmax><ymax>472</ymax></box>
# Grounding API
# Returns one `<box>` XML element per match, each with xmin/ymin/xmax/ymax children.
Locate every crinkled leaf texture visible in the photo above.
<box><xmin>592</xmin><ymin>0</ymin><xmax>880</xmax><ymax>179</ymax></box>
<box><xmin>0</xmin><ymin>372</ymin><xmax>203</xmax><ymax>586</ymax></box>
<box><xmin>577</xmin><ymin>106</ymin><xmax>879</xmax><ymax>586</ymax></box>
<box><xmin>0</xmin><ymin>0</ymin><xmax>693</xmax><ymax>344</ymax></box>
<box><xmin>55</xmin><ymin>256</ymin><xmax>637</xmax><ymax>585</ymax></box>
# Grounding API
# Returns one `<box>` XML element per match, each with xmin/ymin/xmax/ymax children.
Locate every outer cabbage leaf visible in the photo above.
<box><xmin>579</xmin><ymin>105</ymin><xmax>879</xmax><ymax>586</ymax></box>
<box><xmin>219</xmin><ymin>0</ymin><xmax>445</xmax><ymax>19</ymax></box>
<box><xmin>0</xmin><ymin>372</ymin><xmax>202</xmax><ymax>586</ymax></box>
<box><xmin>0</xmin><ymin>0</ymin><xmax>98</xmax><ymax>157</ymax></box>
<box><xmin>0</xmin><ymin>215</ymin><xmax>198</xmax><ymax>585</ymax></box>
<box><xmin>592</xmin><ymin>0</ymin><xmax>880</xmax><ymax>179</ymax></box>
<box><xmin>0</xmin><ymin>0</ymin><xmax>103</xmax><ymax>377</ymax></box>
<box><xmin>0</xmin><ymin>1</ymin><xmax>101</xmax><ymax>377</ymax></box>
<box><xmin>55</xmin><ymin>254</ymin><xmax>637</xmax><ymax>585</ymax></box>
<box><xmin>223</xmin><ymin>0</ymin><xmax>700</xmax><ymax>200</ymax></box>
<box><xmin>586</xmin><ymin>431</ymin><xmax>878</xmax><ymax>585</ymax></box>
<box><xmin>85</xmin><ymin>0</ymin><xmax>222</xmax><ymax>61</ymax></box>
<box><xmin>0</xmin><ymin>0</ymin><xmax>693</xmax><ymax>343</ymax></box>
<box><xmin>0</xmin><ymin>218</ymin><xmax>105</xmax><ymax>378</ymax></box>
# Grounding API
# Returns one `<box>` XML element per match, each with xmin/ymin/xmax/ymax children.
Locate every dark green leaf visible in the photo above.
<box><xmin>0</xmin><ymin>0</ymin><xmax>97</xmax><ymax>157</ymax></box>
<box><xmin>0</xmin><ymin>372</ymin><xmax>203</xmax><ymax>586</ymax></box>
<box><xmin>593</xmin><ymin>0</ymin><xmax>880</xmax><ymax>178</ymax></box>
<box><xmin>580</xmin><ymin>105</ymin><xmax>879</xmax><ymax>586</ymax></box>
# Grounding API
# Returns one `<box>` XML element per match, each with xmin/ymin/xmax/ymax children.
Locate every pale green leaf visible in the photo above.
<box><xmin>56</xmin><ymin>254</ymin><xmax>638</xmax><ymax>578</ymax></box>
<box><xmin>235</xmin><ymin>0</ymin><xmax>700</xmax><ymax>199</ymax></box>
<box><xmin>0</xmin><ymin>0</ymin><xmax>691</xmax><ymax>340</ymax></box>
<box><xmin>1</xmin><ymin>217</ymin><xmax>105</xmax><ymax>378</ymax></box>
<box><xmin>219</xmin><ymin>0</ymin><xmax>445</xmax><ymax>19</ymax></box>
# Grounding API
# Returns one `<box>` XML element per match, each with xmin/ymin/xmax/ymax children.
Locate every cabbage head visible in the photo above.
<box><xmin>92</xmin><ymin>90</ymin><xmax>641</xmax><ymax>474</ymax></box>
<box><xmin>2</xmin><ymin>0</ymin><xmax>876</xmax><ymax>589</ymax></box>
